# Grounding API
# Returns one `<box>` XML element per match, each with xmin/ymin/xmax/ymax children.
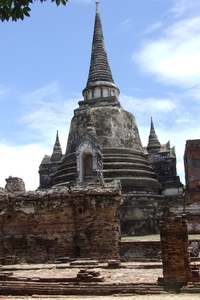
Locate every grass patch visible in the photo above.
<box><xmin>121</xmin><ymin>234</ymin><xmax>200</xmax><ymax>241</ymax></box>
<box><xmin>121</xmin><ymin>234</ymin><xmax>160</xmax><ymax>241</ymax></box>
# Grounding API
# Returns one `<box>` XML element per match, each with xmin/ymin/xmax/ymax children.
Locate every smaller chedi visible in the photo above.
<box><xmin>144</xmin><ymin>117</ymin><xmax>183</xmax><ymax>201</ymax></box>
<box><xmin>39</xmin><ymin>130</ymin><xmax>64</xmax><ymax>189</ymax></box>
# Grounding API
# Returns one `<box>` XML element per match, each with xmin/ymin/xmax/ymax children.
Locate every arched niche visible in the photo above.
<box><xmin>81</xmin><ymin>151</ymin><xmax>93</xmax><ymax>182</ymax></box>
<box><xmin>76</xmin><ymin>139</ymin><xmax>103</xmax><ymax>184</ymax></box>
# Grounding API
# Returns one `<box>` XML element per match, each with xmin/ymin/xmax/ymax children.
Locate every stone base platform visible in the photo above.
<box><xmin>0</xmin><ymin>262</ymin><xmax>199</xmax><ymax>296</ymax></box>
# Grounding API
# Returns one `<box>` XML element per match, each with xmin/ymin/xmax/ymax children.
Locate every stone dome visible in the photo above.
<box><xmin>52</xmin><ymin>2</ymin><xmax>167</xmax><ymax>235</ymax></box>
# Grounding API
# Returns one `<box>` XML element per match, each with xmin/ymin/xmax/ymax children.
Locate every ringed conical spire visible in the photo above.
<box><xmin>86</xmin><ymin>1</ymin><xmax>114</xmax><ymax>85</ymax></box>
<box><xmin>147</xmin><ymin>117</ymin><xmax>161</xmax><ymax>154</ymax></box>
<box><xmin>51</xmin><ymin>130</ymin><xmax>63</xmax><ymax>162</ymax></box>
<box><xmin>82</xmin><ymin>1</ymin><xmax>120</xmax><ymax>102</ymax></box>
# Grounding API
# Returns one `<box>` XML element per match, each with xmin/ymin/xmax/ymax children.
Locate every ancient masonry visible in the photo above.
<box><xmin>39</xmin><ymin>2</ymin><xmax>170</xmax><ymax>236</ymax></box>
<box><xmin>144</xmin><ymin>117</ymin><xmax>183</xmax><ymax>202</ymax></box>
<box><xmin>39</xmin><ymin>130</ymin><xmax>64</xmax><ymax>189</ymax></box>
<box><xmin>0</xmin><ymin>177</ymin><xmax>122</xmax><ymax>263</ymax></box>
<box><xmin>159</xmin><ymin>214</ymin><xmax>199</xmax><ymax>285</ymax></box>
<box><xmin>184</xmin><ymin>139</ymin><xmax>200</xmax><ymax>233</ymax></box>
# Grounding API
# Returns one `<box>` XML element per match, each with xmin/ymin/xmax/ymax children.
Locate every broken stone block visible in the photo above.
<box><xmin>107</xmin><ymin>260</ymin><xmax>121</xmax><ymax>268</ymax></box>
<box><xmin>76</xmin><ymin>269</ymin><xmax>104</xmax><ymax>282</ymax></box>
<box><xmin>5</xmin><ymin>177</ymin><xmax>26</xmax><ymax>192</ymax></box>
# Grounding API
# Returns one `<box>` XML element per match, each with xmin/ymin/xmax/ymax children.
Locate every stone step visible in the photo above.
<box><xmin>103</xmin><ymin>162</ymin><xmax>152</xmax><ymax>171</ymax></box>
<box><xmin>103</xmin><ymin>169</ymin><xmax>156</xmax><ymax>178</ymax></box>
<box><xmin>103</xmin><ymin>148</ymin><xmax>145</xmax><ymax>156</ymax></box>
<box><xmin>0</xmin><ymin>280</ymin><xmax>168</xmax><ymax>296</ymax></box>
<box><xmin>103</xmin><ymin>155</ymin><xmax>149</xmax><ymax>165</ymax></box>
<box><xmin>58</xmin><ymin>166</ymin><xmax>76</xmax><ymax>174</ymax></box>
<box><xmin>53</xmin><ymin>172</ymin><xmax>75</xmax><ymax>183</ymax></box>
<box><xmin>1</xmin><ymin>279</ymin><xmax>200</xmax><ymax>296</ymax></box>
<box><xmin>104</xmin><ymin>177</ymin><xmax>162</xmax><ymax>189</ymax></box>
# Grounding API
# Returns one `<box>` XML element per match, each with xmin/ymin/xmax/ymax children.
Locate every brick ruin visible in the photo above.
<box><xmin>159</xmin><ymin>214</ymin><xmax>199</xmax><ymax>285</ymax></box>
<box><xmin>0</xmin><ymin>176</ymin><xmax>199</xmax><ymax>296</ymax></box>
<box><xmin>0</xmin><ymin>179</ymin><xmax>122</xmax><ymax>263</ymax></box>
<box><xmin>184</xmin><ymin>139</ymin><xmax>200</xmax><ymax>233</ymax></box>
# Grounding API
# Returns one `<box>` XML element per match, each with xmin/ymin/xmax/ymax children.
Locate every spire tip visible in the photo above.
<box><xmin>95</xmin><ymin>1</ymin><xmax>99</xmax><ymax>12</ymax></box>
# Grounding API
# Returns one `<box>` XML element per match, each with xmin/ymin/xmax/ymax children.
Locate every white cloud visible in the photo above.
<box><xmin>0</xmin><ymin>86</ymin><xmax>9</xmax><ymax>99</ymax></box>
<box><xmin>0</xmin><ymin>143</ymin><xmax>51</xmax><ymax>191</ymax></box>
<box><xmin>121</xmin><ymin>94</ymin><xmax>178</xmax><ymax>121</ymax></box>
<box><xmin>129</xmin><ymin>1</ymin><xmax>200</xmax><ymax>184</ymax></box>
<box><xmin>116</xmin><ymin>18</ymin><xmax>133</xmax><ymax>34</ymax></box>
<box><xmin>185</xmin><ymin>87</ymin><xmax>200</xmax><ymax>102</ymax></box>
<box><xmin>141</xmin><ymin>22</ymin><xmax>163</xmax><ymax>35</ymax></box>
<box><xmin>171</xmin><ymin>0</ymin><xmax>200</xmax><ymax>18</ymax></box>
<box><xmin>121</xmin><ymin>92</ymin><xmax>200</xmax><ymax>134</ymax></box>
<box><xmin>133</xmin><ymin>17</ymin><xmax>200</xmax><ymax>89</ymax></box>
<box><xmin>19</xmin><ymin>83</ymin><xmax>77</xmax><ymax>145</ymax></box>
<box><xmin>0</xmin><ymin>83</ymin><xmax>81</xmax><ymax>191</ymax></box>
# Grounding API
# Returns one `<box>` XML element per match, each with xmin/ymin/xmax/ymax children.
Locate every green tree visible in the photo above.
<box><xmin>0</xmin><ymin>0</ymin><xmax>67</xmax><ymax>22</ymax></box>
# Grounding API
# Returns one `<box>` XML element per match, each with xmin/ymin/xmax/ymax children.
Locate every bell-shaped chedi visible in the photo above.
<box><xmin>39</xmin><ymin>131</ymin><xmax>63</xmax><ymax>189</ymax></box>
<box><xmin>51</xmin><ymin>2</ymin><xmax>168</xmax><ymax>235</ymax></box>
<box><xmin>51</xmin><ymin>130</ymin><xmax>63</xmax><ymax>162</ymax></box>
<box><xmin>147</xmin><ymin>117</ymin><xmax>161</xmax><ymax>154</ymax></box>
<box><xmin>145</xmin><ymin>118</ymin><xmax>183</xmax><ymax>202</ymax></box>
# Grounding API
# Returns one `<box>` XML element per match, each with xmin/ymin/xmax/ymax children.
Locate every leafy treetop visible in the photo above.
<box><xmin>0</xmin><ymin>0</ymin><xmax>67</xmax><ymax>22</ymax></box>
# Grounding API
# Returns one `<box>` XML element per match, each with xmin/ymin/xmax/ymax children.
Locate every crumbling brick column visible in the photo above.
<box><xmin>159</xmin><ymin>214</ymin><xmax>199</xmax><ymax>285</ymax></box>
<box><xmin>5</xmin><ymin>177</ymin><xmax>25</xmax><ymax>192</ymax></box>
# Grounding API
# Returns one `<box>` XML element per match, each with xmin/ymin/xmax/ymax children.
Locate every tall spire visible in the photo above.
<box><xmin>51</xmin><ymin>130</ymin><xmax>63</xmax><ymax>162</ymax></box>
<box><xmin>82</xmin><ymin>2</ymin><xmax>120</xmax><ymax>102</ymax></box>
<box><xmin>86</xmin><ymin>1</ymin><xmax>114</xmax><ymax>85</ymax></box>
<box><xmin>95</xmin><ymin>1</ymin><xmax>99</xmax><ymax>12</ymax></box>
<box><xmin>147</xmin><ymin>117</ymin><xmax>161</xmax><ymax>154</ymax></box>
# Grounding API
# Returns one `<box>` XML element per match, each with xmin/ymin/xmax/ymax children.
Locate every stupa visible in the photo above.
<box><xmin>144</xmin><ymin>118</ymin><xmax>183</xmax><ymax>202</ymax></box>
<box><xmin>39</xmin><ymin>2</ymin><xmax>168</xmax><ymax>235</ymax></box>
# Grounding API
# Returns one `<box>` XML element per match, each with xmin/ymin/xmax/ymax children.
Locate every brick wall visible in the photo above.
<box><xmin>0</xmin><ymin>181</ymin><xmax>122</xmax><ymax>263</ymax></box>
<box><xmin>184</xmin><ymin>140</ymin><xmax>200</xmax><ymax>233</ymax></box>
<box><xmin>184</xmin><ymin>139</ymin><xmax>200</xmax><ymax>189</ymax></box>
<box><xmin>120</xmin><ymin>240</ymin><xmax>161</xmax><ymax>260</ymax></box>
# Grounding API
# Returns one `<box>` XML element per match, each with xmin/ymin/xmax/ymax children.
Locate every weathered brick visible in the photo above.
<box><xmin>0</xmin><ymin>181</ymin><xmax>122</xmax><ymax>263</ymax></box>
<box><xmin>159</xmin><ymin>214</ymin><xmax>200</xmax><ymax>284</ymax></box>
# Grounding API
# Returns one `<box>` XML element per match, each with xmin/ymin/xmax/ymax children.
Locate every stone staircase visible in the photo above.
<box><xmin>0</xmin><ymin>280</ymin><xmax>168</xmax><ymax>296</ymax></box>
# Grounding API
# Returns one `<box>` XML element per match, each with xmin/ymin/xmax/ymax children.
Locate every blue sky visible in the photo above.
<box><xmin>0</xmin><ymin>0</ymin><xmax>200</xmax><ymax>190</ymax></box>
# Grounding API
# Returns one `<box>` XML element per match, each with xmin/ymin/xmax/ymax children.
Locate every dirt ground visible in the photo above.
<box><xmin>0</xmin><ymin>295</ymin><xmax>200</xmax><ymax>300</ymax></box>
<box><xmin>0</xmin><ymin>262</ymin><xmax>200</xmax><ymax>300</ymax></box>
<box><xmin>1</xmin><ymin>262</ymin><xmax>162</xmax><ymax>283</ymax></box>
